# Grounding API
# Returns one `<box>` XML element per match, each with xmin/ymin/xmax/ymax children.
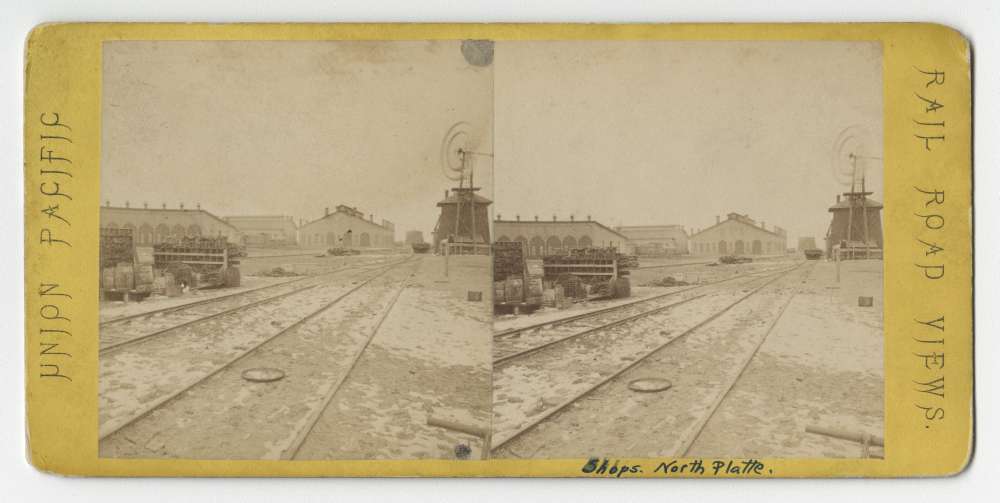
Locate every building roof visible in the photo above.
<box><xmin>494</xmin><ymin>218</ymin><xmax>629</xmax><ymax>241</ymax></box>
<box><xmin>101</xmin><ymin>205</ymin><xmax>242</xmax><ymax>234</ymax></box>
<box><xmin>301</xmin><ymin>205</ymin><xmax>391</xmax><ymax>230</ymax></box>
<box><xmin>689</xmin><ymin>212</ymin><xmax>783</xmax><ymax>239</ymax></box>
<box><xmin>437</xmin><ymin>191</ymin><xmax>493</xmax><ymax>206</ymax></box>
<box><xmin>828</xmin><ymin>196</ymin><xmax>883</xmax><ymax>211</ymax></box>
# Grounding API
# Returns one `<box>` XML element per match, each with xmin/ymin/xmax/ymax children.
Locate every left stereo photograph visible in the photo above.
<box><xmin>96</xmin><ymin>40</ymin><xmax>495</xmax><ymax>460</ymax></box>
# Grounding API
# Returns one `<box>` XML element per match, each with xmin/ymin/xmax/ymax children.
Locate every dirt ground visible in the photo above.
<box><xmin>492</xmin><ymin>258</ymin><xmax>883</xmax><ymax>459</ymax></box>
<box><xmin>99</xmin><ymin>253</ymin><xmax>492</xmax><ymax>460</ymax></box>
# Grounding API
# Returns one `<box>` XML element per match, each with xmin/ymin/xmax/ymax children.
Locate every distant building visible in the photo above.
<box><xmin>433</xmin><ymin>188</ymin><xmax>492</xmax><ymax>249</ymax></box>
<box><xmin>100</xmin><ymin>202</ymin><xmax>243</xmax><ymax>245</ymax></box>
<box><xmin>405</xmin><ymin>230</ymin><xmax>425</xmax><ymax>245</ymax></box>
<box><xmin>494</xmin><ymin>214</ymin><xmax>631</xmax><ymax>257</ymax></box>
<box><xmin>615</xmin><ymin>225</ymin><xmax>689</xmax><ymax>256</ymax></box>
<box><xmin>299</xmin><ymin>204</ymin><xmax>394</xmax><ymax>250</ymax></box>
<box><xmin>224</xmin><ymin>215</ymin><xmax>298</xmax><ymax>247</ymax></box>
<box><xmin>797</xmin><ymin>236</ymin><xmax>818</xmax><ymax>251</ymax></box>
<box><xmin>688</xmin><ymin>212</ymin><xmax>787</xmax><ymax>256</ymax></box>
<box><xmin>825</xmin><ymin>192</ymin><xmax>883</xmax><ymax>256</ymax></box>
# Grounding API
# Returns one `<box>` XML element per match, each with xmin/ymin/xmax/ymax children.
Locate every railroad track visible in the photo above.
<box><xmin>493</xmin><ymin>262</ymin><xmax>802</xmax><ymax>343</ymax></box>
<box><xmin>490</xmin><ymin>261</ymin><xmax>809</xmax><ymax>455</ymax></box>
<box><xmin>98</xmin><ymin>256</ymin><xmax>419</xmax><ymax>443</ymax></box>
<box><xmin>99</xmin><ymin>256</ymin><xmax>410</xmax><ymax>353</ymax></box>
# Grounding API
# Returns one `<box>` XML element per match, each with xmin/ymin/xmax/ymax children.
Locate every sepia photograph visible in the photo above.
<box><xmin>489</xmin><ymin>41</ymin><xmax>884</xmax><ymax>460</ymax></box>
<box><xmin>97</xmin><ymin>40</ymin><xmax>495</xmax><ymax>460</ymax></box>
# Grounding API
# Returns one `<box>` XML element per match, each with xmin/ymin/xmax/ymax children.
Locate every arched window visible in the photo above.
<box><xmin>752</xmin><ymin>240</ymin><xmax>762</xmax><ymax>255</ymax></box>
<box><xmin>497</xmin><ymin>235</ymin><xmax>511</xmax><ymax>242</ymax></box>
<box><xmin>172</xmin><ymin>224</ymin><xmax>186</xmax><ymax>238</ymax></box>
<box><xmin>546</xmin><ymin>236</ymin><xmax>562</xmax><ymax>254</ymax></box>
<box><xmin>529</xmin><ymin>236</ymin><xmax>545</xmax><ymax>257</ymax></box>
<box><xmin>155</xmin><ymin>224</ymin><xmax>171</xmax><ymax>244</ymax></box>
<box><xmin>563</xmin><ymin>236</ymin><xmax>577</xmax><ymax>250</ymax></box>
<box><xmin>579</xmin><ymin>235</ymin><xmax>593</xmax><ymax>248</ymax></box>
<box><xmin>360</xmin><ymin>232</ymin><xmax>371</xmax><ymax>247</ymax></box>
<box><xmin>734</xmin><ymin>240</ymin><xmax>745</xmax><ymax>255</ymax></box>
<box><xmin>122</xmin><ymin>222</ymin><xmax>136</xmax><ymax>238</ymax></box>
<box><xmin>139</xmin><ymin>224</ymin><xmax>154</xmax><ymax>245</ymax></box>
<box><xmin>718</xmin><ymin>240</ymin><xmax>728</xmax><ymax>254</ymax></box>
<box><xmin>342</xmin><ymin>230</ymin><xmax>353</xmax><ymax>247</ymax></box>
<box><xmin>188</xmin><ymin>224</ymin><xmax>202</xmax><ymax>237</ymax></box>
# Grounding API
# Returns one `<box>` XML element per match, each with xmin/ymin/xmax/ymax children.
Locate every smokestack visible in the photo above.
<box><xmin>836</xmin><ymin>195</ymin><xmax>841</xmax><ymax>203</ymax></box>
<box><xmin>125</xmin><ymin>201</ymin><xmax>130</xmax><ymax>208</ymax></box>
<box><xmin>516</xmin><ymin>214</ymin><xmax>520</xmax><ymax>221</ymax></box>
<box><xmin>587</xmin><ymin>215</ymin><xmax>591</xmax><ymax>221</ymax></box>
<box><xmin>552</xmin><ymin>215</ymin><xmax>557</xmax><ymax>222</ymax></box>
<box><xmin>716</xmin><ymin>215</ymin><xmax>720</xmax><ymax>224</ymax></box>
<box><xmin>324</xmin><ymin>207</ymin><xmax>330</xmax><ymax>216</ymax></box>
<box><xmin>534</xmin><ymin>215</ymin><xmax>539</xmax><ymax>222</ymax></box>
<box><xmin>162</xmin><ymin>203</ymin><xmax>166</xmax><ymax>209</ymax></box>
<box><xmin>570</xmin><ymin>214</ymin><xmax>575</xmax><ymax>222</ymax></box>
<box><xmin>180</xmin><ymin>203</ymin><xmax>185</xmax><ymax>210</ymax></box>
<box><xmin>143</xmin><ymin>202</ymin><xmax>148</xmax><ymax>209</ymax></box>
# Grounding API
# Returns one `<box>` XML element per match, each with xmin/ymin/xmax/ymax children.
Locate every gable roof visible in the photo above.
<box><xmin>494</xmin><ymin>219</ymin><xmax>629</xmax><ymax>241</ymax></box>
<box><xmin>689</xmin><ymin>213</ymin><xmax>783</xmax><ymax>239</ymax></box>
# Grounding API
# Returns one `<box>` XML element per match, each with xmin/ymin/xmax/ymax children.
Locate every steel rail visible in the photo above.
<box><xmin>673</xmin><ymin>291</ymin><xmax>800</xmax><ymax>456</ymax></box>
<box><xmin>99</xmin><ymin>257</ymin><xmax>411</xmax><ymax>354</ymax></box>
<box><xmin>98</xmin><ymin>257</ymin><xmax>418</xmax><ymax>442</ymax></box>
<box><xmin>492</xmin><ymin>263</ymin><xmax>803</xmax><ymax>340</ymax></box>
<box><xmin>493</xmin><ymin>293</ymin><xmax>707</xmax><ymax>366</ymax></box>
<box><xmin>282</xmin><ymin>269</ymin><xmax>414</xmax><ymax>460</ymax></box>
<box><xmin>489</xmin><ymin>262</ymin><xmax>805</xmax><ymax>453</ymax></box>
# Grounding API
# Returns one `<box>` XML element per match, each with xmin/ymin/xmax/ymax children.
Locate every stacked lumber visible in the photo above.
<box><xmin>492</xmin><ymin>241</ymin><xmax>526</xmax><ymax>281</ymax></box>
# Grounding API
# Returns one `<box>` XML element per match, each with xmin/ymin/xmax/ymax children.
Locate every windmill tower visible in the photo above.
<box><xmin>433</xmin><ymin>122</ymin><xmax>493</xmax><ymax>253</ymax></box>
<box><xmin>825</xmin><ymin>126</ymin><xmax>884</xmax><ymax>259</ymax></box>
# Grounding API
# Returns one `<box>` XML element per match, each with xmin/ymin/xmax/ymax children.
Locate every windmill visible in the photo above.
<box><xmin>828</xmin><ymin>125</ymin><xmax>883</xmax><ymax>257</ymax></box>
<box><xmin>438</xmin><ymin>122</ymin><xmax>492</xmax><ymax>249</ymax></box>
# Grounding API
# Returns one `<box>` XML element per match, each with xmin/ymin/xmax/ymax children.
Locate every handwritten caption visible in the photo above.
<box><xmin>581</xmin><ymin>458</ymin><xmax>772</xmax><ymax>478</ymax></box>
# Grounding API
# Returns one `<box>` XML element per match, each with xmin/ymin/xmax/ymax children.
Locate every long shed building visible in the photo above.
<box><xmin>688</xmin><ymin>212</ymin><xmax>787</xmax><ymax>256</ymax></box>
<box><xmin>100</xmin><ymin>203</ymin><xmax>243</xmax><ymax>245</ymax></box>
<box><xmin>299</xmin><ymin>204</ymin><xmax>395</xmax><ymax>250</ymax></box>
<box><xmin>224</xmin><ymin>215</ymin><xmax>298</xmax><ymax>246</ymax></box>
<box><xmin>614</xmin><ymin>225</ymin><xmax>689</xmax><ymax>256</ymax></box>
<box><xmin>494</xmin><ymin>215</ymin><xmax>631</xmax><ymax>257</ymax></box>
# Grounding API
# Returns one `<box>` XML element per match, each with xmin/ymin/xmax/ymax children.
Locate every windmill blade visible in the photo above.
<box><xmin>440</xmin><ymin>122</ymin><xmax>476</xmax><ymax>181</ymax></box>
<box><xmin>830</xmin><ymin>125</ymin><xmax>872</xmax><ymax>187</ymax></box>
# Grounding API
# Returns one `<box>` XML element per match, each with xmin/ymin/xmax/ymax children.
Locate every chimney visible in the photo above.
<box><xmin>761</xmin><ymin>221</ymin><xmax>765</xmax><ymax>229</ymax></box>
<box><xmin>534</xmin><ymin>215</ymin><xmax>539</xmax><ymax>222</ymax></box>
<box><xmin>197</xmin><ymin>203</ymin><xmax>201</xmax><ymax>210</ymax></box>
<box><xmin>570</xmin><ymin>214</ymin><xmax>575</xmax><ymax>222</ymax></box>
<box><xmin>143</xmin><ymin>202</ymin><xmax>148</xmax><ymax>209</ymax></box>
<box><xmin>125</xmin><ymin>201</ymin><xmax>130</xmax><ymax>208</ymax></box>
<box><xmin>324</xmin><ymin>207</ymin><xmax>330</xmax><ymax>216</ymax></box>
<box><xmin>370</xmin><ymin>213</ymin><xmax>374</xmax><ymax>222</ymax></box>
<box><xmin>716</xmin><ymin>215</ymin><xmax>721</xmax><ymax>224</ymax></box>
<box><xmin>587</xmin><ymin>215</ymin><xmax>592</xmax><ymax>221</ymax></box>
<box><xmin>552</xmin><ymin>215</ymin><xmax>557</xmax><ymax>222</ymax></box>
<box><xmin>444</xmin><ymin>190</ymin><xmax>449</xmax><ymax>199</ymax></box>
<box><xmin>836</xmin><ymin>195</ymin><xmax>841</xmax><ymax>203</ymax></box>
<box><xmin>516</xmin><ymin>214</ymin><xmax>520</xmax><ymax>221</ymax></box>
<box><xmin>497</xmin><ymin>213</ymin><xmax>502</xmax><ymax>221</ymax></box>
<box><xmin>105</xmin><ymin>200</ymin><xmax>110</xmax><ymax>207</ymax></box>
<box><xmin>180</xmin><ymin>203</ymin><xmax>185</xmax><ymax>210</ymax></box>
<box><xmin>162</xmin><ymin>203</ymin><xmax>167</xmax><ymax>209</ymax></box>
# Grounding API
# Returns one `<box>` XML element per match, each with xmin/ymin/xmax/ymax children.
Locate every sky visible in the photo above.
<box><xmin>103</xmin><ymin>40</ymin><xmax>881</xmax><ymax>245</ymax></box>
<box><xmin>493</xmin><ymin>41</ymin><xmax>883</xmax><ymax>244</ymax></box>
<box><xmin>102</xmin><ymin>40</ymin><xmax>494</xmax><ymax>240</ymax></box>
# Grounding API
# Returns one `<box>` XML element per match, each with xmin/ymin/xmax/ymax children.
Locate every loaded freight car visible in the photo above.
<box><xmin>153</xmin><ymin>236</ymin><xmax>244</xmax><ymax>289</ymax></box>
<box><xmin>493</xmin><ymin>241</ymin><xmax>543</xmax><ymax>315</ymax></box>
<box><xmin>543</xmin><ymin>247</ymin><xmax>636</xmax><ymax>300</ymax></box>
